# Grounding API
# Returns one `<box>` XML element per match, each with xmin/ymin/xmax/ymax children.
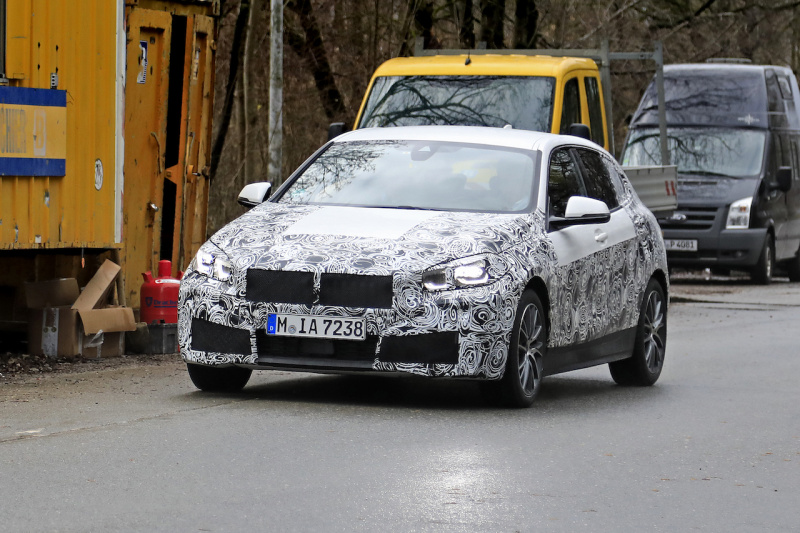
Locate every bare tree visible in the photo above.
<box><xmin>209</xmin><ymin>0</ymin><xmax>250</xmax><ymax>181</ymax></box>
<box><xmin>480</xmin><ymin>0</ymin><xmax>505</xmax><ymax>48</ymax></box>
<box><xmin>513</xmin><ymin>0</ymin><xmax>538</xmax><ymax>49</ymax></box>
<box><xmin>286</xmin><ymin>0</ymin><xmax>348</xmax><ymax>121</ymax></box>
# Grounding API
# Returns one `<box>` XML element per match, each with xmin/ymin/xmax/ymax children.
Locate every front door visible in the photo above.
<box><xmin>546</xmin><ymin>147</ymin><xmax>637</xmax><ymax>348</ymax></box>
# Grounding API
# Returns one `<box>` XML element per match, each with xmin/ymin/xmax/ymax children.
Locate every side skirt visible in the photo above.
<box><xmin>545</xmin><ymin>327</ymin><xmax>636</xmax><ymax>377</ymax></box>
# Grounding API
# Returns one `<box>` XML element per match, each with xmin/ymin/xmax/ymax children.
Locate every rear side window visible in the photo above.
<box><xmin>575</xmin><ymin>148</ymin><xmax>619</xmax><ymax>209</ymax></box>
<box><xmin>548</xmin><ymin>148</ymin><xmax>584</xmax><ymax>217</ymax></box>
<box><xmin>559</xmin><ymin>78</ymin><xmax>582</xmax><ymax>134</ymax></box>
<box><xmin>584</xmin><ymin>77</ymin><xmax>605</xmax><ymax>147</ymax></box>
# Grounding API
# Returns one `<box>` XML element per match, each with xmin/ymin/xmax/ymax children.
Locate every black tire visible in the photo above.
<box><xmin>788</xmin><ymin>248</ymin><xmax>800</xmax><ymax>282</ymax></box>
<box><xmin>751</xmin><ymin>235</ymin><xmax>774</xmax><ymax>285</ymax></box>
<box><xmin>483</xmin><ymin>290</ymin><xmax>546</xmax><ymax>408</ymax></box>
<box><xmin>609</xmin><ymin>278</ymin><xmax>667</xmax><ymax>386</ymax></box>
<box><xmin>186</xmin><ymin>363</ymin><xmax>252</xmax><ymax>392</ymax></box>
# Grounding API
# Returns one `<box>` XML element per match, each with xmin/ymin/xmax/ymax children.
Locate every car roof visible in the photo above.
<box><xmin>334</xmin><ymin>125</ymin><xmax>604</xmax><ymax>153</ymax></box>
<box><xmin>371</xmin><ymin>54</ymin><xmax>600</xmax><ymax>77</ymax></box>
<box><xmin>664</xmin><ymin>63</ymin><xmax>792</xmax><ymax>75</ymax></box>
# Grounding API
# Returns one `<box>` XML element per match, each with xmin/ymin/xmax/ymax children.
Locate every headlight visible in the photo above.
<box><xmin>422</xmin><ymin>255</ymin><xmax>501</xmax><ymax>291</ymax></box>
<box><xmin>191</xmin><ymin>245</ymin><xmax>233</xmax><ymax>282</ymax></box>
<box><xmin>726</xmin><ymin>197</ymin><xmax>752</xmax><ymax>229</ymax></box>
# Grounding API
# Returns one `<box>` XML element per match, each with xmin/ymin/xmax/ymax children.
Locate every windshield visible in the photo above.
<box><xmin>277</xmin><ymin>140</ymin><xmax>538</xmax><ymax>213</ymax></box>
<box><xmin>622</xmin><ymin>128</ymin><xmax>766</xmax><ymax>178</ymax></box>
<box><xmin>358</xmin><ymin>76</ymin><xmax>556</xmax><ymax>132</ymax></box>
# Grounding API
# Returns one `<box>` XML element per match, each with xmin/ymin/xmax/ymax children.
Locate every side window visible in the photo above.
<box><xmin>559</xmin><ymin>78</ymin><xmax>582</xmax><ymax>134</ymax></box>
<box><xmin>584</xmin><ymin>77</ymin><xmax>605</xmax><ymax>147</ymax></box>
<box><xmin>792</xmin><ymin>138</ymin><xmax>800</xmax><ymax>181</ymax></box>
<box><xmin>548</xmin><ymin>148</ymin><xmax>584</xmax><ymax>217</ymax></box>
<box><xmin>766</xmin><ymin>70</ymin><xmax>783</xmax><ymax>113</ymax></box>
<box><xmin>575</xmin><ymin>148</ymin><xmax>619</xmax><ymax>209</ymax></box>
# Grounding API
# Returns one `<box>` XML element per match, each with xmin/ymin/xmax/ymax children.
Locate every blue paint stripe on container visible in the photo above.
<box><xmin>0</xmin><ymin>87</ymin><xmax>67</xmax><ymax>107</ymax></box>
<box><xmin>0</xmin><ymin>158</ymin><xmax>66</xmax><ymax>176</ymax></box>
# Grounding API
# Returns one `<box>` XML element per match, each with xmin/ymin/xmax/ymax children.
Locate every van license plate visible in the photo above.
<box><xmin>267</xmin><ymin>314</ymin><xmax>366</xmax><ymax>340</ymax></box>
<box><xmin>665</xmin><ymin>239</ymin><xmax>698</xmax><ymax>252</ymax></box>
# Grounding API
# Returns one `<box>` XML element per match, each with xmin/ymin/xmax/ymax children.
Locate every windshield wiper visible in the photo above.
<box><xmin>680</xmin><ymin>170</ymin><xmax>739</xmax><ymax>179</ymax></box>
<box><xmin>372</xmin><ymin>205</ymin><xmax>442</xmax><ymax>211</ymax></box>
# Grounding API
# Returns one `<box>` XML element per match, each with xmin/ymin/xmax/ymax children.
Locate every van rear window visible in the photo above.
<box><xmin>358</xmin><ymin>75</ymin><xmax>555</xmax><ymax>133</ymax></box>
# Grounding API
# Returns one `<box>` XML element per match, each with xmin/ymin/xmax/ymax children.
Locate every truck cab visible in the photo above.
<box><xmin>350</xmin><ymin>54</ymin><xmax>610</xmax><ymax>151</ymax></box>
<box><xmin>622</xmin><ymin>63</ymin><xmax>800</xmax><ymax>283</ymax></box>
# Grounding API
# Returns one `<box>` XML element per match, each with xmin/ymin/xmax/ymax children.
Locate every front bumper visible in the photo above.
<box><xmin>663</xmin><ymin>227</ymin><xmax>767</xmax><ymax>268</ymax></box>
<box><xmin>178</xmin><ymin>271</ymin><xmax>519</xmax><ymax>379</ymax></box>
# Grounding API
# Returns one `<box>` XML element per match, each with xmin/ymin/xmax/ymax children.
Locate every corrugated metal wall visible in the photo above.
<box><xmin>1</xmin><ymin>0</ymin><xmax>118</xmax><ymax>249</ymax></box>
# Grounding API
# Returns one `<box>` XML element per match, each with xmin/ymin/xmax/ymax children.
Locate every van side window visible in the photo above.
<box><xmin>548</xmin><ymin>148</ymin><xmax>584</xmax><ymax>217</ymax></box>
<box><xmin>575</xmin><ymin>148</ymin><xmax>619</xmax><ymax>209</ymax></box>
<box><xmin>559</xmin><ymin>78</ymin><xmax>582</xmax><ymax>134</ymax></box>
<box><xmin>769</xmin><ymin>133</ymin><xmax>791</xmax><ymax>182</ymax></box>
<box><xmin>766</xmin><ymin>70</ymin><xmax>783</xmax><ymax>113</ymax></box>
<box><xmin>584</xmin><ymin>77</ymin><xmax>605</xmax><ymax>147</ymax></box>
<box><xmin>778</xmin><ymin>75</ymin><xmax>793</xmax><ymax>99</ymax></box>
<box><xmin>792</xmin><ymin>139</ymin><xmax>800</xmax><ymax>181</ymax></box>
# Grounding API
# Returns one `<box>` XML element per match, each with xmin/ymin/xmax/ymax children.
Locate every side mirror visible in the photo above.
<box><xmin>567</xmin><ymin>123</ymin><xmax>591</xmax><ymax>141</ymax></box>
<box><xmin>238</xmin><ymin>182</ymin><xmax>272</xmax><ymax>208</ymax></box>
<box><xmin>550</xmin><ymin>196</ymin><xmax>611</xmax><ymax>229</ymax></box>
<box><xmin>776</xmin><ymin>166</ymin><xmax>792</xmax><ymax>192</ymax></box>
<box><xmin>328</xmin><ymin>122</ymin><xmax>346</xmax><ymax>141</ymax></box>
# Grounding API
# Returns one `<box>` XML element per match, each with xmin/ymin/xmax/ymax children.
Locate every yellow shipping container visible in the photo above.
<box><xmin>0</xmin><ymin>0</ymin><xmax>218</xmax><ymax>322</ymax></box>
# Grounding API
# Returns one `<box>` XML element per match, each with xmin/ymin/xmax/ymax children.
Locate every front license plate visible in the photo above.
<box><xmin>665</xmin><ymin>239</ymin><xmax>698</xmax><ymax>252</ymax></box>
<box><xmin>267</xmin><ymin>314</ymin><xmax>366</xmax><ymax>340</ymax></box>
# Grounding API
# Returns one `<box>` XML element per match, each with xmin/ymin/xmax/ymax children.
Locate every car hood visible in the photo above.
<box><xmin>677</xmin><ymin>174</ymin><xmax>758</xmax><ymax>204</ymax></box>
<box><xmin>209</xmin><ymin>203</ymin><xmax>533</xmax><ymax>275</ymax></box>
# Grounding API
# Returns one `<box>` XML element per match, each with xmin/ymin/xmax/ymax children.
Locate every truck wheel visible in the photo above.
<box><xmin>609</xmin><ymin>278</ymin><xmax>666</xmax><ymax>386</ymax></box>
<box><xmin>751</xmin><ymin>235</ymin><xmax>774</xmax><ymax>285</ymax></box>
<box><xmin>187</xmin><ymin>363</ymin><xmax>252</xmax><ymax>392</ymax></box>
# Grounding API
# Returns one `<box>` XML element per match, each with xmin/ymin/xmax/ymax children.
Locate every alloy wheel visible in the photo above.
<box><xmin>517</xmin><ymin>302</ymin><xmax>544</xmax><ymax>396</ymax></box>
<box><xmin>642</xmin><ymin>290</ymin><xmax>666</xmax><ymax>373</ymax></box>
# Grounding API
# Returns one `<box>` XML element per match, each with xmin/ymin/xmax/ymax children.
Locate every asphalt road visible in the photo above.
<box><xmin>1</xmin><ymin>276</ymin><xmax>798</xmax><ymax>532</ymax></box>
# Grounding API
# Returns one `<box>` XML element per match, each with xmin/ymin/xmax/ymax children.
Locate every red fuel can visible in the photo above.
<box><xmin>140</xmin><ymin>260</ymin><xmax>182</xmax><ymax>324</ymax></box>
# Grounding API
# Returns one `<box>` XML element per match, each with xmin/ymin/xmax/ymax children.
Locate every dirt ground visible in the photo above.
<box><xmin>0</xmin><ymin>352</ymin><xmax>178</xmax><ymax>385</ymax></box>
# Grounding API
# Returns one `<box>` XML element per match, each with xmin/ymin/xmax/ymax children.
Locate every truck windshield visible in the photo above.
<box><xmin>277</xmin><ymin>140</ymin><xmax>537</xmax><ymax>213</ymax></box>
<box><xmin>358</xmin><ymin>76</ymin><xmax>556</xmax><ymax>132</ymax></box>
<box><xmin>622</xmin><ymin>128</ymin><xmax>766</xmax><ymax>178</ymax></box>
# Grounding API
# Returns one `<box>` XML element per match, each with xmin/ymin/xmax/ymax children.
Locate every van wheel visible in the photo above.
<box><xmin>788</xmin><ymin>248</ymin><xmax>800</xmax><ymax>282</ymax></box>
<box><xmin>751</xmin><ymin>235</ymin><xmax>774</xmax><ymax>285</ymax></box>
<box><xmin>187</xmin><ymin>363</ymin><xmax>252</xmax><ymax>392</ymax></box>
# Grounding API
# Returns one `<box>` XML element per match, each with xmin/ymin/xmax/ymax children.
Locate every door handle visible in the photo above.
<box><xmin>595</xmin><ymin>231</ymin><xmax>608</xmax><ymax>243</ymax></box>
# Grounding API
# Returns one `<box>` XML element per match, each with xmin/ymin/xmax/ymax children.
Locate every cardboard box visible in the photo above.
<box><xmin>72</xmin><ymin>259</ymin><xmax>121</xmax><ymax>310</ymax></box>
<box><xmin>27</xmin><ymin>306</ymin><xmax>82</xmax><ymax>357</ymax></box>
<box><xmin>25</xmin><ymin>260</ymin><xmax>136</xmax><ymax>358</ymax></box>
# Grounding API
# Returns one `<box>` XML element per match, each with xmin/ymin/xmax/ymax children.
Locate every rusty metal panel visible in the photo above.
<box><xmin>0</xmin><ymin>0</ymin><xmax>119</xmax><ymax>250</ymax></box>
<box><xmin>1</xmin><ymin>0</ymin><xmax>218</xmax><ymax>311</ymax></box>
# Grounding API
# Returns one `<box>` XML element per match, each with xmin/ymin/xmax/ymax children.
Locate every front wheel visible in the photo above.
<box><xmin>609</xmin><ymin>278</ymin><xmax>667</xmax><ymax>386</ymax></box>
<box><xmin>787</xmin><ymin>246</ymin><xmax>800</xmax><ymax>282</ymax></box>
<box><xmin>751</xmin><ymin>235</ymin><xmax>774</xmax><ymax>285</ymax></box>
<box><xmin>187</xmin><ymin>363</ymin><xmax>252</xmax><ymax>392</ymax></box>
<box><xmin>483</xmin><ymin>290</ymin><xmax>547</xmax><ymax>408</ymax></box>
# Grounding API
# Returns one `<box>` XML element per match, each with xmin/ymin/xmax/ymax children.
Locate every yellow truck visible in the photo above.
<box><xmin>0</xmin><ymin>0</ymin><xmax>219</xmax><ymax>347</ymax></box>
<box><xmin>333</xmin><ymin>41</ymin><xmax>677</xmax><ymax>215</ymax></box>
<box><xmin>351</xmin><ymin>53</ymin><xmax>610</xmax><ymax>150</ymax></box>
